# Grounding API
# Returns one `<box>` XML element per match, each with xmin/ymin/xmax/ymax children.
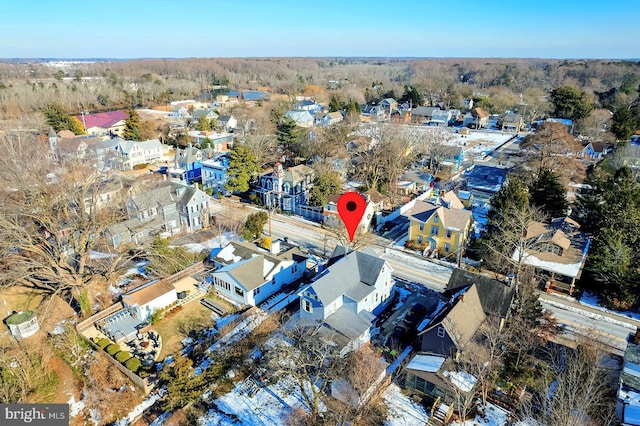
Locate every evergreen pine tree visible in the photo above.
<box><xmin>122</xmin><ymin>109</ymin><xmax>142</xmax><ymax>141</ymax></box>
<box><xmin>530</xmin><ymin>169</ymin><xmax>567</xmax><ymax>218</ymax></box>
<box><xmin>329</xmin><ymin>95</ymin><xmax>341</xmax><ymax>113</ymax></box>
<box><xmin>225</xmin><ymin>145</ymin><xmax>259</xmax><ymax>194</ymax></box>
<box><xmin>277</xmin><ymin>117</ymin><xmax>306</xmax><ymax>158</ymax></box>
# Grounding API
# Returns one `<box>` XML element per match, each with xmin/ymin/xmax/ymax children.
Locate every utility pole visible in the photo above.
<box><xmin>267</xmin><ymin>191</ymin><xmax>273</xmax><ymax>238</ymax></box>
<box><xmin>80</xmin><ymin>110</ymin><xmax>88</xmax><ymax>134</ymax></box>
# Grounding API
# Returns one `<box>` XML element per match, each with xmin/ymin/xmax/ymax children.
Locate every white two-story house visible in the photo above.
<box><xmin>298</xmin><ymin>248</ymin><xmax>394</xmax><ymax>353</ymax></box>
<box><xmin>117</xmin><ymin>139</ymin><xmax>163</xmax><ymax>170</ymax></box>
<box><xmin>209</xmin><ymin>241</ymin><xmax>308</xmax><ymax>306</ymax></box>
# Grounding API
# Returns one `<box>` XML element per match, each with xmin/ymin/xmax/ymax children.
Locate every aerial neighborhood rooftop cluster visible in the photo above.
<box><xmin>1</xmin><ymin>56</ymin><xmax>640</xmax><ymax>425</ymax></box>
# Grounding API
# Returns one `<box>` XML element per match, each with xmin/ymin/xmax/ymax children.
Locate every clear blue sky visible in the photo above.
<box><xmin>1</xmin><ymin>0</ymin><xmax>637</xmax><ymax>59</ymax></box>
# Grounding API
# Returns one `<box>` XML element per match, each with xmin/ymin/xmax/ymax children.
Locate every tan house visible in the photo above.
<box><xmin>514</xmin><ymin>216</ymin><xmax>591</xmax><ymax>294</ymax></box>
<box><xmin>418</xmin><ymin>283</ymin><xmax>486</xmax><ymax>357</ymax></box>
<box><xmin>462</xmin><ymin>108</ymin><xmax>489</xmax><ymax>129</ymax></box>
<box><xmin>404</xmin><ymin>193</ymin><xmax>472</xmax><ymax>261</ymax></box>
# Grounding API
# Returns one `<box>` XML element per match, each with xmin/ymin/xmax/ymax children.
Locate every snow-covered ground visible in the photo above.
<box><xmin>68</xmin><ymin>394</ymin><xmax>86</xmax><ymax>418</ymax></box>
<box><xmin>454</xmin><ymin>131</ymin><xmax>514</xmax><ymax>162</ymax></box>
<box><xmin>113</xmin><ymin>389</ymin><xmax>165</xmax><ymax>426</ymax></box>
<box><xmin>179</xmin><ymin>232</ymin><xmax>237</xmax><ymax>253</ymax></box>
<box><xmin>542</xmin><ymin>298</ymin><xmax>637</xmax><ymax>331</ymax></box>
<box><xmin>458</xmin><ymin>401</ymin><xmax>510</xmax><ymax>426</ymax></box>
<box><xmin>383</xmin><ymin>383</ymin><xmax>430</xmax><ymax>426</ymax></box>
<box><xmin>580</xmin><ymin>291</ymin><xmax>640</xmax><ymax>322</ymax></box>
<box><xmin>198</xmin><ymin>376</ymin><xmax>316</xmax><ymax>426</ymax></box>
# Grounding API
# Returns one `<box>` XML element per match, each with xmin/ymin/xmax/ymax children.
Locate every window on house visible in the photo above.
<box><xmin>434</xmin><ymin>216</ymin><xmax>438</xmax><ymax>223</ymax></box>
<box><xmin>419</xmin><ymin>223</ymin><xmax>424</xmax><ymax>231</ymax></box>
<box><xmin>431</xmin><ymin>226</ymin><xmax>439</xmax><ymax>235</ymax></box>
<box><xmin>418</xmin><ymin>235</ymin><xmax>423</xmax><ymax>244</ymax></box>
<box><xmin>437</xmin><ymin>326</ymin><xmax>445</xmax><ymax>338</ymax></box>
<box><xmin>445</xmin><ymin>243</ymin><xmax>451</xmax><ymax>253</ymax></box>
<box><xmin>375</xmin><ymin>293</ymin><xmax>379</xmax><ymax>303</ymax></box>
<box><xmin>234</xmin><ymin>287</ymin><xmax>244</xmax><ymax>297</ymax></box>
<box><xmin>446</xmin><ymin>230</ymin><xmax>452</xmax><ymax>239</ymax></box>
<box><xmin>254</xmin><ymin>286</ymin><xmax>260</xmax><ymax>295</ymax></box>
<box><xmin>303</xmin><ymin>299</ymin><xmax>312</xmax><ymax>313</ymax></box>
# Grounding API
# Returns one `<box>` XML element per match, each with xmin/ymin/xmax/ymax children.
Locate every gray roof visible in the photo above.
<box><xmin>192</xmin><ymin>109</ymin><xmax>217</xmax><ymax>120</ymax></box>
<box><xmin>217</xmin><ymin>115</ymin><xmax>233</xmax><ymax>124</ymax></box>
<box><xmin>412</xmin><ymin>106</ymin><xmax>438</xmax><ymax>117</ymax></box>
<box><xmin>463</xmin><ymin>165</ymin><xmax>508</xmax><ymax>194</ymax></box>
<box><xmin>213</xmin><ymin>241</ymin><xmax>307</xmax><ymax>291</ymax></box>
<box><xmin>284</xmin><ymin>110</ymin><xmax>314</xmax><ymax>124</ymax></box>
<box><xmin>94</xmin><ymin>138</ymin><xmax>121</xmax><ymax>150</ymax></box>
<box><xmin>323</xmin><ymin>306</ymin><xmax>375</xmax><ymax>340</ymax></box>
<box><xmin>129</xmin><ymin>182</ymin><xmax>203</xmax><ymax>212</ymax></box>
<box><xmin>309</xmin><ymin>249</ymin><xmax>387</xmax><ymax>306</ymax></box>
<box><xmin>118</xmin><ymin>139</ymin><xmax>162</xmax><ymax>154</ymax></box>
<box><xmin>445</xmin><ymin>269</ymin><xmax>516</xmax><ymax>318</ymax></box>
<box><xmin>222</xmin><ymin>256</ymin><xmax>268</xmax><ymax>291</ymax></box>
<box><xmin>175</xmin><ymin>145</ymin><xmax>201</xmax><ymax>166</ymax></box>
<box><xmin>502</xmin><ymin>113</ymin><xmax>522</xmax><ymax>124</ymax></box>
<box><xmin>284</xmin><ymin>164</ymin><xmax>314</xmax><ymax>185</ymax></box>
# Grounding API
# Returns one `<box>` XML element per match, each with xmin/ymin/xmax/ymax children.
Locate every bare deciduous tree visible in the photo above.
<box><xmin>243</xmin><ymin>133</ymin><xmax>278</xmax><ymax>168</ymax></box>
<box><xmin>0</xmin><ymin>341</ymin><xmax>57</xmax><ymax>403</ymax></box>
<box><xmin>518</xmin><ymin>344</ymin><xmax>617</xmax><ymax>426</ymax></box>
<box><xmin>266</xmin><ymin>319</ymin><xmax>343</xmax><ymax>416</ymax></box>
<box><xmin>410</xmin><ymin>127</ymin><xmax>459</xmax><ymax>174</ymax></box>
<box><xmin>482</xmin><ymin>204</ymin><xmax>548</xmax><ymax>285</ymax></box>
<box><xmin>519</xmin><ymin>121</ymin><xmax>586</xmax><ymax>186</ymax></box>
<box><xmin>0</xmin><ymin>133</ymin><xmax>136</xmax><ymax>313</ymax></box>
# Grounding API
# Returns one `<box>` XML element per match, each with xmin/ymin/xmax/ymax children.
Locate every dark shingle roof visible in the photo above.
<box><xmin>445</xmin><ymin>269</ymin><xmax>515</xmax><ymax>318</ymax></box>
<box><xmin>420</xmin><ymin>283</ymin><xmax>486</xmax><ymax>349</ymax></box>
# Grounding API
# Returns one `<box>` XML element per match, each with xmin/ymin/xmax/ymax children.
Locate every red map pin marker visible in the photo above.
<box><xmin>337</xmin><ymin>192</ymin><xmax>366</xmax><ymax>242</ymax></box>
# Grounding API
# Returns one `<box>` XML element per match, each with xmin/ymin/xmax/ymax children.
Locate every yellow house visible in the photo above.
<box><xmin>404</xmin><ymin>193</ymin><xmax>472</xmax><ymax>261</ymax></box>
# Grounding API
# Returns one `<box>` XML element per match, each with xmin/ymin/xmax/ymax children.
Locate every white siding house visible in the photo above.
<box><xmin>122</xmin><ymin>280</ymin><xmax>178</xmax><ymax>321</ymax></box>
<box><xmin>209</xmin><ymin>241</ymin><xmax>308</xmax><ymax>306</ymax></box>
<box><xmin>117</xmin><ymin>139</ymin><xmax>163</xmax><ymax>170</ymax></box>
<box><xmin>298</xmin><ymin>248</ymin><xmax>394</xmax><ymax>353</ymax></box>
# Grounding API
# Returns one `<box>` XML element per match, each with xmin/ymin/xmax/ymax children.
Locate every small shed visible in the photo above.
<box><xmin>5</xmin><ymin>310</ymin><xmax>39</xmax><ymax>339</ymax></box>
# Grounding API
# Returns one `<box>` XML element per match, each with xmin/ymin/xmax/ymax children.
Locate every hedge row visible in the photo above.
<box><xmin>92</xmin><ymin>337</ymin><xmax>142</xmax><ymax>373</ymax></box>
<box><xmin>115</xmin><ymin>351</ymin><xmax>132</xmax><ymax>363</ymax></box>
<box><xmin>124</xmin><ymin>357</ymin><xmax>141</xmax><ymax>373</ymax></box>
<box><xmin>106</xmin><ymin>344</ymin><xmax>121</xmax><ymax>356</ymax></box>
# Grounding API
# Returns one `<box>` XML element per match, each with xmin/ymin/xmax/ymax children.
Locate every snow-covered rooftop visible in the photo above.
<box><xmin>406</xmin><ymin>354</ymin><xmax>446</xmax><ymax>373</ymax></box>
<box><xmin>443</xmin><ymin>370</ymin><xmax>477</xmax><ymax>393</ymax></box>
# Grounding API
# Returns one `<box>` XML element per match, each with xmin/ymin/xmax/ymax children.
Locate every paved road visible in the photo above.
<box><xmin>210</xmin><ymin>197</ymin><xmax>639</xmax><ymax>355</ymax></box>
<box><xmin>539</xmin><ymin>295</ymin><xmax>635</xmax><ymax>356</ymax></box>
<box><xmin>265</xmin><ymin>209</ymin><xmax>454</xmax><ymax>292</ymax></box>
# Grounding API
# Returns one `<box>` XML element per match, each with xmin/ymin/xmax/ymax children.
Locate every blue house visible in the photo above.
<box><xmin>201</xmin><ymin>153</ymin><xmax>230</xmax><ymax>195</ymax></box>
<box><xmin>174</xmin><ymin>144</ymin><xmax>203</xmax><ymax>184</ymax></box>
